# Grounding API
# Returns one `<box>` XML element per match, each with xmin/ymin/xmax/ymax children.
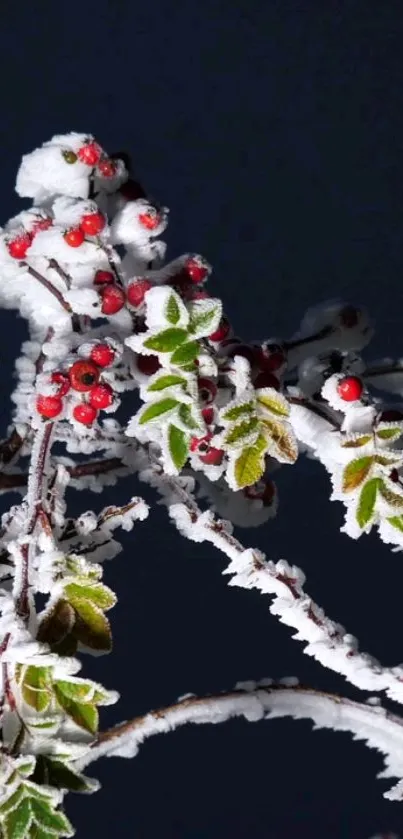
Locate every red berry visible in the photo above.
<box><xmin>138</xmin><ymin>210</ymin><xmax>160</xmax><ymax>230</ymax></box>
<box><xmin>51</xmin><ymin>372</ymin><xmax>70</xmax><ymax>396</ymax></box>
<box><xmin>73</xmin><ymin>403</ymin><xmax>98</xmax><ymax>425</ymax></box>
<box><xmin>100</xmin><ymin>285</ymin><xmax>126</xmax><ymax>315</ymax></box>
<box><xmin>379</xmin><ymin>409</ymin><xmax>403</xmax><ymax>422</ymax></box>
<box><xmin>223</xmin><ymin>343</ymin><xmax>257</xmax><ymax>366</ymax></box>
<box><xmin>202</xmin><ymin>406</ymin><xmax>214</xmax><ymax>425</ymax></box>
<box><xmin>64</xmin><ymin>228</ymin><xmax>85</xmax><ymax>248</ymax></box>
<box><xmin>191</xmin><ymin>290</ymin><xmax>210</xmax><ymax>300</ymax></box>
<box><xmin>390</xmin><ymin>468</ymin><xmax>400</xmax><ymax>483</ymax></box>
<box><xmin>253</xmin><ymin>371</ymin><xmax>280</xmax><ymax>390</ymax></box>
<box><xmin>7</xmin><ymin>232</ymin><xmax>32</xmax><ymax>260</ymax></box>
<box><xmin>184</xmin><ymin>255</ymin><xmax>210</xmax><ymax>284</ymax></box>
<box><xmin>136</xmin><ymin>354</ymin><xmax>161</xmax><ymax>375</ymax></box>
<box><xmin>36</xmin><ymin>394</ymin><xmax>63</xmax><ymax>418</ymax></box>
<box><xmin>80</xmin><ymin>211</ymin><xmax>105</xmax><ymax>236</ymax></box>
<box><xmin>32</xmin><ymin>217</ymin><xmax>53</xmax><ymax>234</ymax></box>
<box><xmin>209</xmin><ymin>317</ymin><xmax>231</xmax><ymax>343</ymax></box>
<box><xmin>244</xmin><ymin>479</ymin><xmax>276</xmax><ymax>506</ymax></box>
<box><xmin>190</xmin><ymin>433</ymin><xmax>224</xmax><ymax>465</ymax></box>
<box><xmin>89</xmin><ymin>383</ymin><xmax>114</xmax><ymax>410</ymax></box>
<box><xmin>69</xmin><ymin>360</ymin><xmax>100</xmax><ymax>392</ymax></box>
<box><xmin>90</xmin><ymin>343</ymin><xmax>115</xmax><ymax>367</ymax></box>
<box><xmin>258</xmin><ymin>343</ymin><xmax>286</xmax><ymax>373</ymax></box>
<box><xmin>336</xmin><ymin>375</ymin><xmax>363</xmax><ymax>402</ymax></box>
<box><xmin>127</xmin><ymin>279</ymin><xmax>153</xmax><ymax>308</ymax></box>
<box><xmin>198</xmin><ymin>378</ymin><xmax>217</xmax><ymax>404</ymax></box>
<box><xmin>119</xmin><ymin>179</ymin><xmax>146</xmax><ymax>200</ymax></box>
<box><xmin>77</xmin><ymin>142</ymin><xmax>102</xmax><ymax>166</ymax></box>
<box><xmin>339</xmin><ymin>305</ymin><xmax>360</xmax><ymax>328</ymax></box>
<box><xmin>94</xmin><ymin>269</ymin><xmax>114</xmax><ymax>285</ymax></box>
<box><xmin>97</xmin><ymin>158</ymin><xmax>117</xmax><ymax>178</ymax></box>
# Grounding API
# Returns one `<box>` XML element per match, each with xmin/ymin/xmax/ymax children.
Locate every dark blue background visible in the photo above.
<box><xmin>1</xmin><ymin>2</ymin><xmax>403</xmax><ymax>836</ymax></box>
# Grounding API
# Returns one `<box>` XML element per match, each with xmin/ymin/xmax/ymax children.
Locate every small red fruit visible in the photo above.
<box><xmin>77</xmin><ymin>142</ymin><xmax>102</xmax><ymax>166</ymax></box>
<box><xmin>100</xmin><ymin>285</ymin><xmax>126</xmax><ymax>315</ymax></box>
<box><xmin>202</xmin><ymin>406</ymin><xmax>214</xmax><ymax>425</ymax></box>
<box><xmin>258</xmin><ymin>343</ymin><xmax>286</xmax><ymax>373</ymax></box>
<box><xmin>89</xmin><ymin>383</ymin><xmax>114</xmax><ymax>410</ymax></box>
<box><xmin>138</xmin><ymin>209</ymin><xmax>160</xmax><ymax>230</ymax></box>
<box><xmin>253</xmin><ymin>371</ymin><xmax>280</xmax><ymax>390</ymax></box>
<box><xmin>64</xmin><ymin>228</ymin><xmax>85</xmax><ymax>248</ymax></box>
<box><xmin>69</xmin><ymin>360</ymin><xmax>100</xmax><ymax>392</ymax></box>
<box><xmin>119</xmin><ymin>179</ymin><xmax>146</xmax><ymax>200</ymax></box>
<box><xmin>94</xmin><ymin>270</ymin><xmax>114</xmax><ymax>285</ymax></box>
<box><xmin>97</xmin><ymin>158</ymin><xmax>117</xmax><ymax>178</ymax></box>
<box><xmin>198</xmin><ymin>378</ymin><xmax>217</xmax><ymax>404</ymax></box>
<box><xmin>80</xmin><ymin>212</ymin><xmax>105</xmax><ymax>236</ymax></box>
<box><xmin>32</xmin><ymin>217</ymin><xmax>53</xmax><ymax>234</ymax></box>
<box><xmin>190</xmin><ymin>433</ymin><xmax>224</xmax><ymax>465</ymax></box>
<box><xmin>127</xmin><ymin>279</ymin><xmax>153</xmax><ymax>308</ymax></box>
<box><xmin>36</xmin><ymin>394</ymin><xmax>63</xmax><ymax>418</ymax></box>
<box><xmin>51</xmin><ymin>372</ymin><xmax>70</xmax><ymax>396</ymax></box>
<box><xmin>185</xmin><ymin>255</ymin><xmax>210</xmax><ymax>284</ymax></box>
<box><xmin>73</xmin><ymin>403</ymin><xmax>98</xmax><ymax>425</ymax></box>
<box><xmin>390</xmin><ymin>468</ymin><xmax>400</xmax><ymax>483</ymax></box>
<box><xmin>244</xmin><ymin>479</ymin><xmax>276</xmax><ymax>506</ymax></box>
<box><xmin>90</xmin><ymin>343</ymin><xmax>115</xmax><ymax>368</ymax></box>
<box><xmin>209</xmin><ymin>316</ymin><xmax>231</xmax><ymax>343</ymax></box>
<box><xmin>223</xmin><ymin>343</ymin><xmax>257</xmax><ymax>366</ymax></box>
<box><xmin>136</xmin><ymin>354</ymin><xmax>161</xmax><ymax>375</ymax></box>
<box><xmin>336</xmin><ymin>375</ymin><xmax>363</xmax><ymax>402</ymax></box>
<box><xmin>7</xmin><ymin>232</ymin><xmax>32</xmax><ymax>260</ymax></box>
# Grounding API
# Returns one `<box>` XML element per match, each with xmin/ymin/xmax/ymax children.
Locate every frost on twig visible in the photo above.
<box><xmin>76</xmin><ymin>682</ymin><xmax>403</xmax><ymax>801</ymax></box>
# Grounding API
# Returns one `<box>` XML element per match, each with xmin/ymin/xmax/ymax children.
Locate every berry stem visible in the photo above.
<box><xmin>48</xmin><ymin>258</ymin><xmax>72</xmax><ymax>290</ymax></box>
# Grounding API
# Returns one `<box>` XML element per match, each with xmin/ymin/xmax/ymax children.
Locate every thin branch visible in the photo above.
<box><xmin>286</xmin><ymin>394</ymin><xmax>342</xmax><ymax>430</ymax></box>
<box><xmin>25</xmin><ymin>265</ymin><xmax>73</xmax><ymax>314</ymax></box>
<box><xmin>75</xmin><ymin>683</ymin><xmax>403</xmax><ymax>801</ymax></box>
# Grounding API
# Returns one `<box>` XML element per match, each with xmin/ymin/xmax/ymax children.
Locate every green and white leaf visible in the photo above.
<box><xmin>164</xmin><ymin>425</ymin><xmax>190</xmax><ymax>473</ymax></box>
<box><xmin>187</xmin><ymin>298</ymin><xmax>223</xmax><ymax>339</ymax></box>
<box><xmin>146</xmin><ymin>373</ymin><xmax>188</xmax><ymax>393</ymax></box>
<box><xmin>342</xmin><ymin>456</ymin><xmax>374</xmax><ymax>493</ymax></box>
<box><xmin>256</xmin><ymin>388</ymin><xmax>290</xmax><ymax>418</ymax></box>
<box><xmin>356</xmin><ymin>477</ymin><xmax>381</xmax><ymax>529</ymax></box>
<box><xmin>143</xmin><ymin>327</ymin><xmax>188</xmax><ymax>353</ymax></box>
<box><xmin>222</xmin><ymin>416</ymin><xmax>260</xmax><ymax>450</ymax></box>
<box><xmin>144</xmin><ymin>285</ymin><xmax>189</xmax><ymax>330</ymax></box>
<box><xmin>0</xmin><ymin>782</ymin><xmax>73</xmax><ymax>839</ymax></box>
<box><xmin>137</xmin><ymin>397</ymin><xmax>179</xmax><ymax>426</ymax></box>
<box><xmin>174</xmin><ymin>403</ymin><xmax>205</xmax><ymax>433</ymax></box>
<box><xmin>170</xmin><ymin>340</ymin><xmax>200</xmax><ymax>368</ymax></box>
<box><xmin>375</xmin><ymin>424</ymin><xmax>403</xmax><ymax>443</ymax></box>
<box><xmin>226</xmin><ymin>433</ymin><xmax>268</xmax><ymax>490</ymax></box>
<box><xmin>261</xmin><ymin>417</ymin><xmax>298</xmax><ymax>464</ymax></box>
<box><xmin>220</xmin><ymin>397</ymin><xmax>256</xmax><ymax>424</ymax></box>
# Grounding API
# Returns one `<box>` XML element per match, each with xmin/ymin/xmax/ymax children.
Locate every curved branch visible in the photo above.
<box><xmin>75</xmin><ymin>683</ymin><xmax>403</xmax><ymax>801</ymax></box>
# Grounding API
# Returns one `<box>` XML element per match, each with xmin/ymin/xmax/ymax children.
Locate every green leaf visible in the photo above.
<box><xmin>233</xmin><ymin>436</ymin><xmax>267</xmax><ymax>489</ymax></box>
<box><xmin>256</xmin><ymin>391</ymin><xmax>289</xmax><ymax>418</ymax></box>
<box><xmin>53</xmin><ymin>679</ymin><xmax>93</xmax><ymax>702</ymax></box>
<box><xmin>69</xmin><ymin>597</ymin><xmax>112</xmax><ymax>653</ymax></box>
<box><xmin>0</xmin><ymin>789</ymin><xmax>24</xmax><ymax>815</ymax></box>
<box><xmin>3</xmin><ymin>798</ymin><xmax>31</xmax><ymax>839</ymax></box>
<box><xmin>188</xmin><ymin>299</ymin><xmax>222</xmax><ymax>338</ymax></box>
<box><xmin>375</xmin><ymin>426</ymin><xmax>403</xmax><ymax>441</ymax></box>
<box><xmin>341</xmin><ymin>434</ymin><xmax>373</xmax><ymax>448</ymax></box>
<box><xmin>143</xmin><ymin>328</ymin><xmax>188</xmax><ymax>353</ymax></box>
<box><xmin>32</xmin><ymin>756</ymin><xmax>96</xmax><ymax>794</ymax></box>
<box><xmin>64</xmin><ymin>581</ymin><xmax>115</xmax><ymax>611</ymax></box>
<box><xmin>36</xmin><ymin>600</ymin><xmax>76</xmax><ymax>649</ymax></box>
<box><xmin>224</xmin><ymin>417</ymin><xmax>259</xmax><ymax>447</ymax></box>
<box><xmin>177</xmin><ymin>404</ymin><xmax>203</xmax><ymax>431</ymax></box>
<box><xmin>356</xmin><ymin>478</ymin><xmax>380</xmax><ymax>528</ymax></box>
<box><xmin>21</xmin><ymin>667</ymin><xmax>52</xmax><ymax>713</ymax></box>
<box><xmin>170</xmin><ymin>341</ymin><xmax>199</xmax><ymax>367</ymax></box>
<box><xmin>53</xmin><ymin>684</ymin><xmax>98</xmax><ymax>735</ymax></box>
<box><xmin>261</xmin><ymin>418</ymin><xmax>298</xmax><ymax>463</ymax></box>
<box><xmin>139</xmin><ymin>398</ymin><xmax>179</xmax><ymax>425</ymax></box>
<box><xmin>165</xmin><ymin>293</ymin><xmax>181</xmax><ymax>325</ymax></box>
<box><xmin>221</xmin><ymin>402</ymin><xmax>256</xmax><ymax>422</ymax></box>
<box><xmin>387</xmin><ymin>515</ymin><xmax>403</xmax><ymax>532</ymax></box>
<box><xmin>378</xmin><ymin>480</ymin><xmax>403</xmax><ymax>509</ymax></box>
<box><xmin>168</xmin><ymin>425</ymin><xmax>189</xmax><ymax>470</ymax></box>
<box><xmin>30</xmin><ymin>800</ymin><xmax>73</xmax><ymax>836</ymax></box>
<box><xmin>147</xmin><ymin>374</ymin><xmax>186</xmax><ymax>392</ymax></box>
<box><xmin>342</xmin><ymin>456</ymin><xmax>374</xmax><ymax>493</ymax></box>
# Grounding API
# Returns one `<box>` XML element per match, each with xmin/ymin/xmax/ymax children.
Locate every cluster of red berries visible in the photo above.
<box><xmin>36</xmin><ymin>342</ymin><xmax>116</xmax><ymax>425</ymax></box>
<box><xmin>217</xmin><ymin>336</ymin><xmax>286</xmax><ymax>391</ymax></box>
<box><xmin>190</xmin><ymin>432</ymin><xmax>224</xmax><ymax>465</ymax></box>
<box><xmin>92</xmin><ymin>269</ymin><xmax>127</xmax><ymax>315</ymax></box>
<box><xmin>6</xmin><ymin>215</ymin><xmax>53</xmax><ymax>260</ymax></box>
<box><xmin>62</xmin><ymin>141</ymin><xmax>118</xmax><ymax>179</ymax></box>
<box><xmin>63</xmin><ymin>209</ymin><xmax>106</xmax><ymax>249</ymax></box>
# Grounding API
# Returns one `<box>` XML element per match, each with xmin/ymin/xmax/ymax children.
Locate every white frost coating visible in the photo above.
<box><xmin>74</xmin><ymin>684</ymin><xmax>403</xmax><ymax>800</ymax></box>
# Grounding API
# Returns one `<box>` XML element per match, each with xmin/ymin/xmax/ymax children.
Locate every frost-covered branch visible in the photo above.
<box><xmin>77</xmin><ymin>682</ymin><xmax>403</xmax><ymax>801</ymax></box>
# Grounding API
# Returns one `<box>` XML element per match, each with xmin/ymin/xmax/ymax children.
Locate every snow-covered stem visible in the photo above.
<box><xmin>76</xmin><ymin>682</ymin><xmax>403</xmax><ymax>801</ymax></box>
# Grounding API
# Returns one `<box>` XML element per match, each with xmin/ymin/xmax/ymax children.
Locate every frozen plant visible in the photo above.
<box><xmin>0</xmin><ymin>132</ymin><xmax>401</xmax><ymax>837</ymax></box>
